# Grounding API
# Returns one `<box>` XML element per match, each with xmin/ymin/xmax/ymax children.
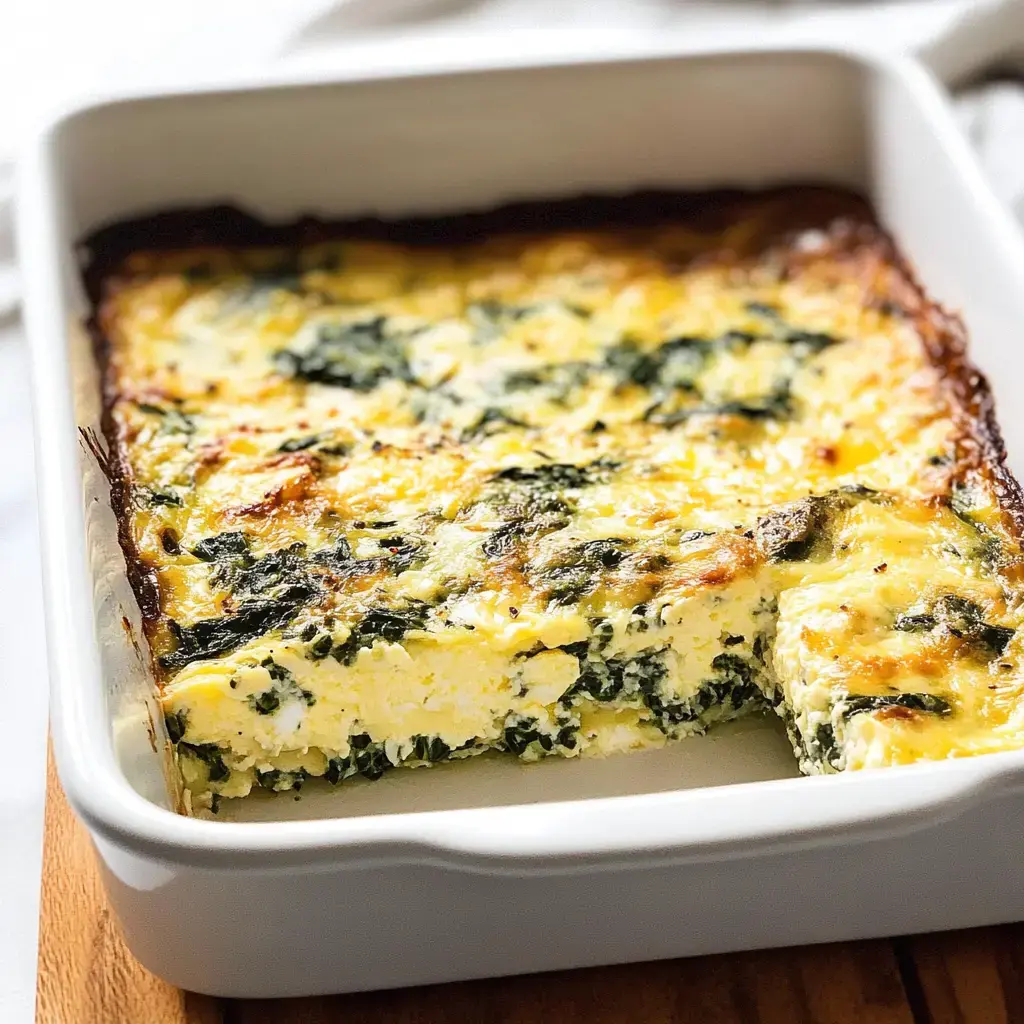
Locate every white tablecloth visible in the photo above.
<box><xmin>3</xmin><ymin>1</ymin><xmax>1024</xmax><ymax>1018</ymax></box>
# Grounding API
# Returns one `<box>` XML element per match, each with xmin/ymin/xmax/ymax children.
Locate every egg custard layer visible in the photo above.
<box><xmin>91</xmin><ymin>188</ymin><xmax>1024</xmax><ymax>810</ymax></box>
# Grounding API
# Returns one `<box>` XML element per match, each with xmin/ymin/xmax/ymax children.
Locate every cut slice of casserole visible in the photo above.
<box><xmin>87</xmin><ymin>188</ymin><xmax>1024</xmax><ymax>811</ymax></box>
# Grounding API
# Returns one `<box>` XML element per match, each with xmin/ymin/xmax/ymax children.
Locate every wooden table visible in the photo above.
<box><xmin>35</xmin><ymin>746</ymin><xmax>1024</xmax><ymax>1024</ymax></box>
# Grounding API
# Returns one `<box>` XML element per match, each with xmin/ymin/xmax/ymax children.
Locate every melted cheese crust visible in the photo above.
<box><xmin>95</xmin><ymin>190</ymin><xmax>1024</xmax><ymax>809</ymax></box>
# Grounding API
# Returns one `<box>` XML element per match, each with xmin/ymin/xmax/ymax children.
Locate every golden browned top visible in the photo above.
<box><xmin>90</xmin><ymin>188</ymin><xmax>1024</xmax><ymax>779</ymax></box>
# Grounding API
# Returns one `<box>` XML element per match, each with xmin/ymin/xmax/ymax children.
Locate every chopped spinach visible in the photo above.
<box><xmin>212</xmin><ymin>541</ymin><xmax>312</xmax><ymax>602</ymax></box>
<box><xmin>247</xmin><ymin>657</ymin><xmax>315</xmax><ymax>715</ymax></box>
<box><xmin>808</xmin><ymin>722</ymin><xmax>842</xmax><ymax>771</ymax></box>
<box><xmin>331</xmin><ymin>603</ymin><xmax>432</xmax><ymax>665</ymax></box>
<box><xmin>643</xmin><ymin>380</ymin><xmax>794</xmax><ymax>426</ymax></box>
<box><xmin>351</xmin><ymin>740</ymin><xmax>392</xmax><ymax>781</ymax></box>
<box><xmin>559</xmin><ymin>643</ymin><xmax>767</xmax><ymax>733</ymax></box>
<box><xmin>842</xmin><ymin>693</ymin><xmax>952</xmax><ymax>718</ymax></box>
<box><xmin>278</xmin><ymin>434</ymin><xmax>326</xmax><ymax>453</ymax></box>
<box><xmin>319</xmin><ymin>442</ymin><xmax>354</xmax><ymax>457</ymax></box>
<box><xmin>314</xmin><ymin>535</ymin><xmax>423</xmax><ymax>577</ymax></box>
<box><xmin>160</xmin><ymin>598</ymin><xmax>306</xmax><ymax>670</ymax></box>
<box><xmin>590</xmin><ymin>617</ymin><xmax>616</xmax><ymax>649</ymax></box>
<box><xmin>499</xmin><ymin>369</ymin><xmax>546</xmax><ymax>392</ymax></box>
<box><xmin>459</xmin><ymin>406</ymin><xmax>529</xmax><ymax>440</ymax></box>
<box><xmin>135</xmin><ymin>402</ymin><xmax>196</xmax><ymax>435</ymax></box>
<box><xmin>146</xmin><ymin>488</ymin><xmax>183</xmax><ymax>508</ymax></box>
<box><xmin>604</xmin><ymin>337</ymin><xmax>706</xmax><ymax>391</ymax></box>
<box><xmin>466</xmin><ymin>300</ymin><xmax>535</xmax><ymax>343</ymax></box>
<box><xmin>502</xmin><ymin>715</ymin><xmax>544</xmax><ymax>755</ymax></box>
<box><xmin>478</xmin><ymin>461</ymin><xmax>616</xmax><ymax>563</ymax></box>
<box><xmin>191</xmin><ymin>531</ymin><xmax>251</xmax><ymax>564</ymax></box>
<box><xmin>704</xmin><ymin>653</ymin><xmax>764</xmax><ymax>710</ymax></box>
<box><xmin>746</xmin><ymin>301</ymin><xmax>782</xmax><ymax>319</ymax></box>
<box><xmin>895</xmin><ymin>594</ymin><xmax>1014</xmax><ymax>658</ymax></box>
<box><xmin>893</xmin><ymin>612</ymin><xmax>938</xmax><ymax>633</ymax></box>
<box><xmin>946</xmin><ymin>482</ymin><xmax>1005</xmax><ymax>568</ymax></box>
<box><xmin>701</xmin><ymin>387</ymin><xmax>793</xmax><ymax>421</ymax></box>
<box><xmin>256</xmin><ymin>768</ymin><xmax>308</xmax><ymax>791</ymax></box>
<box><xmin>274</xmin><ymin>317</ymin><xmax>413</xmax><ymax>391</ymax></box>
<box><xmin>178</xmin><ymin>742</ymin><xmax>230</xmax><ymax>783</ymax></box>
<box><xmin>481</xmin><ymin>497</ymin><xmax>572</xmax><ymax>559</ymax></box>
<box><xmin>325</xmin><ymin>755</ymin><xmax>351</xmax><ymax>785</ymax></box>
<box><xmin>498</xmin><ymin>361</ymin><xmax>594</xmax><ymax>407</ymax></box>
<box><xmin>412</xmin><ymin>735</ymin><xmax>451</xmax><ymax>762</ymax></box>
<box><xmin>570</xmin><ymin>654</ymin><xmax>627</xmax><ymax>702</ymax></box>
<box><xmin>249</xmin><ymin>689</ymin><xmax>281</xmax><ymax>715</ymax></box>
<box><xmin>559</xmin><ymin>645</ymin><xmax>667</xmax><ymax>707</ymax></box>
<box><xmin>164</xmin><ymin>709</ymin><xmax>188</xmax><ymax>744</ymax></box>
<box><xmin>784</xmin><ymin>329</ymin><xmax>839</xmax><ymax>354</ymax></box>
<box><xmin>164</xmin><ymin>535</ymin><xmax>382</xmax><ymax>668</ymax></box>
<box><xmin>751</xmin><ymin>632</ymin><xmax>769</xmax><ymax>664</ymax></box>
<box><xmin>277</xmin><ymin>432</ymin><xmax>352</xmax><ymax>456</ymax></box>
<box><xmin>642</xmin><ymin>652</ymin><xmax>765</xmax><ymax>731</ymax></box>
<box><xmin>501</xmin><ymin>713</ymin><xmax>576</xmax><ymax>756</ymax></box>
<box><xmin>483</xmin><ymin>520</ymin><xmax>545</xmax><ymax>560</ymax></box>
<box><xmin>491</xmin><ymin>458</ymin><xmax>620</xmax><ymax>490</ymax></box>
<box><xmin>307</xmin><ymin>633</ymin><xmax>334</xmax><ymax>660</ymax></box>
<box><xmin>627</xmin><ymin>603</ymin><xmax>655</xmax><ymax>635</ymax></box>
<box><xmin>536</xmin><ymin>538</ymin><xmax>631</xmax><ymax>605</ymax></box>
<box><xmin>949</xmin><ymin>481</ymin><xmax>977</xmax><ymax>521</ymax></box>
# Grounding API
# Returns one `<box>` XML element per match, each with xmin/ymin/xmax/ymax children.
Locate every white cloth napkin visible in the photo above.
<box><xmin>4</xmin><ymin>2</ymin><xmax>1024</xmax><ymax>1020</ymax></box>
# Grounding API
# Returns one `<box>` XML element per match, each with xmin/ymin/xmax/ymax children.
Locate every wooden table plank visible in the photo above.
<box><xmin>231</xmin><ymin>941</ymin><xmax>915</xmax><ymax>1024</ymax></box>
<box><xmin>899</xmin><ymin>926</ymin><xmax>1024</xmax><ymax>1024</ymax></box>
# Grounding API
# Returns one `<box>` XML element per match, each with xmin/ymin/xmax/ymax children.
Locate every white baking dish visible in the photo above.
<box><xmin>18</xmin><ymin>41</ymin><xmax>1024</xmax><ymax>998</ymax></box>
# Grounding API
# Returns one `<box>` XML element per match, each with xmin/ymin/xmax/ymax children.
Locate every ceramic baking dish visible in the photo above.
<box><xmin>18</xmin><ymin>40</ymin><xmax>1024</xmax><ymax>998</ymax></box>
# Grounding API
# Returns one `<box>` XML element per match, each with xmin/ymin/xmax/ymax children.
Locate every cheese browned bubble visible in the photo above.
<box><xmin>94</xmin><ymin>189</ymin><xmax>1024</xmax><ymax>809</ymax></box>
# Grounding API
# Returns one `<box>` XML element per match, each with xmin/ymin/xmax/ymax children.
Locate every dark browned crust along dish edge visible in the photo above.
<box><xmin>80</xmin><ymin>185</ymin><xmax>1024</xmax><ymax>667</ymax></box>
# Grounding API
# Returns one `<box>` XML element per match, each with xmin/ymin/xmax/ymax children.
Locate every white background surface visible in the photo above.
<box><xmin>2</xmin><ymin>0</ymin><xmax>1023</xmax><ymax>1019</ymax></box>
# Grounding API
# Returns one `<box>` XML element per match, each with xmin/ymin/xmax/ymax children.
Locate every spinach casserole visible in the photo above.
<box><xmin>87</xmin><ymin>188</ymin><xmax>1024</xmax><ymax>811</ymax></box>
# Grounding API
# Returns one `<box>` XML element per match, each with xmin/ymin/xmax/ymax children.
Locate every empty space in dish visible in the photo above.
<box><xmin>111</xmin><ymin>712</ymin><xmax>798</xmax><ymax>821</ymax></box>
<box><xmin>50</xmin><ymin>47</ymin><xmax>1024</xmax><ymax>820</ymax></box>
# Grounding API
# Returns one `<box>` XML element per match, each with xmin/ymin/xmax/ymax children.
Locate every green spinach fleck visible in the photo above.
<box><xmin>895</xmin><ymin>594</ymin><xmax>1014</xmax><ymax>658</ymax></box>
<box><xmin>412</xmin><ymin>735</ymin><xmax>451</xmax><ymax>762</ymax></box>
<box><xmin>161</xmin><ymin>599</ymin><xmax>307</xmax><ymax>670</ymax></box>
<box><xmin>246</xmin><ymin>657</ymin><xmax>316</xmax><ymax>715</ymax></box>
<box><xmin>191</xmin><ymin>531</ymin><xmax>251</xmax><ymax>564</ymax></box>
<box><xmin>491</xmin><ymin>458</ymin><xmax>620</xmax><ymax>490</ymax></box>
<box><xmin>178</xmin><ymin>741</ymin><xmax>231</xmax><ymax>783</ymax></box>
<box><xmin>135</xmin><ymin>402</ymin><xmax>196</xmax><ymax>435</ymax></box>
<box><xmin>331</xmin><ymin>603</ymin><xmax>432</xmax><ymax>665</ymax></box>
<box><xmin>274</xmin><ymin>317</ymin><xmax>413</xmax><ymax>391</ymax></box>
<box><xmin>256</xmin><ymin>767</ymin><xmax>308</xmax><ymax>791</ymax></box>
<box><xmin>164</xmin><ymin>709</ymin><xmax>188</xmax><ymax>744</ymax></box>
<box><xmin>145</xmin><ymin>488</ymin><xmax>183</xmax><ymax>508</ymax></box>
<box><xmin>325</xmin><ymin>755</ymin><xmax>351</xmax><ymax>785</ymax></box>
<box><xmin>536</xmin><ymin>538</ymin><xmax>631</xmax><ymax>605</ymax></box>
<box><xmin>842</xmin><ymin>693</ymin><xmax>952</xmax><ymax>718</ymax></box>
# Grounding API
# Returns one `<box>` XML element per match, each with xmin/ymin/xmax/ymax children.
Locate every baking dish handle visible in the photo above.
<box><xmin>367</xmin><ymin>756</ymin><xmax>1024</xmax><ymax>872</ymax></box>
